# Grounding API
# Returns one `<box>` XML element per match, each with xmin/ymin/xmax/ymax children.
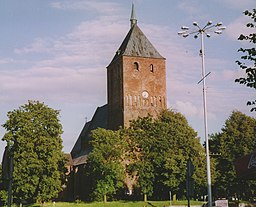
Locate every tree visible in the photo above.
<box><xmin>0</xmin><ymin>164</ymin><xmax>8</xmax><ymax>206</ymax></box>
<box><xmin>2</xmin><ymin>100</ymin><xmax>65</xmax><ymax>203</ymax></box>
<box><xmin>235</xmin><ymin>9</ymin><xmax>256</xmax><ymax>112</ymax></box>
<box><xmin>210</xmin><ymin>111</ymin><xmax>256</xmax><ymax>200</ymax></box>
<box><xmin>83</xmin><ymin>109</ymin><xmax>214</xmax><ymax>201</ymax></box>
<box><xmin>127</xmin><ymin>110</ymin><xmax>211</xmax><ymax>200</ymax></box>
<box><xmin>126</xmin><ymin>116</ymin><xmax>157</xmax><ymax>201</ymax></box>
<box><xmin>85</xmin><ymin>128</ymin><xmax>126</xmax><ymax>202</ymax></box>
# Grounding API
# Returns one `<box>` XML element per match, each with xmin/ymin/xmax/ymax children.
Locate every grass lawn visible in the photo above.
<box><xmin>26</xmin><ymin>200</ymin><xmax>204</xmax><ymax>207</ymax></box>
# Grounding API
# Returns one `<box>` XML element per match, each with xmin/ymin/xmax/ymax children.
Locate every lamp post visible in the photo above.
<box><xmin>178</xmin><ymin>21</ymin><xmax>226</xmax><ymax>207</ymax></box>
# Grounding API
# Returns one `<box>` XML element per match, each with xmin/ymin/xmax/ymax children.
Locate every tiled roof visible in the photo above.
<box><xmin>109</xmin><ymin>24</ymin><xmax>164</xmax><ymax>66</ymax></box>
<box><xmin>71</xmin><ymin>104</ymin><xmax>108</xmax><ymax>166</ymax></box>
<box><xmin>70</xmin><ymin>121</ymin><xmax>91</xmax><ymax>158</ymax></box>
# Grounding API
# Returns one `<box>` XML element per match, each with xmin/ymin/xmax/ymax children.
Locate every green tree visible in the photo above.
<box><xmin>127</xmin><ymin>116</ymin><xmax>156</xmax><ymax>201</ymax></box>
<box><xmin>235</xmin><ymin>9</ymin><xmax>256</xmax><ymax>112</ymax></box>
<box><xmin>85</xmin><ymin>128</ymin><xmax>126</xmax><ymax>202</ymax></box>
<box><xmin>0</xmin><ymin>163</ymin><xmax>8</xmax><ymax>206</ymax></box>
<box><xmin>210</xmin><ymin>111</ymin><xmax>256</xmax><ymax>199</ymax></box>
<box><xmin>84</xmin><ymin>109</ymin><xmax>215</xmax><ymax>201</ymax></box>
<box><xmin>127</xmin><ymin>110</ymin><xmax>211</xmax><ymax>200</ymax></box>
<box><xmin>2</xmin><ymin>100</ymin><xmax>65</xmax><ymax>203</ymax></box>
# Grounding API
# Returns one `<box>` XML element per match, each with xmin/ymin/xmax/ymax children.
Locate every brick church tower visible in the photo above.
<box><xmin>107</xmin><ymin>4</ymin><xmax>167</xmax><ymax>130</ymax></box>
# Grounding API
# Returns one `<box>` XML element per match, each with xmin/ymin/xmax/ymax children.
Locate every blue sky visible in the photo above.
<box><xmin>0</xmin><ymin>0</ymin><xmax>255</xmax><ymax>160</ymax></box>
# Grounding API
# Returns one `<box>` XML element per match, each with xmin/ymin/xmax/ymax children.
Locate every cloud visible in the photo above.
<box><xmin>1</xmin><ymin>14</ymin><xmax>129</xmax><ymax>105</ymax></box>
<box><xmin>174</xmin><ymin>99</ymin><xmax>218</xmax><ymax>122</ymax></box>
<box><xmin>0</xmin><ymin>66</ymin><xmax>106</xmax><ymax>103</ymax></box>
<box><xmin>220</xmin><ymin>69</ymin><xmax>245</xmax><ymax>81</ymax></box>
<box><xmin>174</xmin><ymin>100</ymin><xmax>198</xmax><ymax>116</ymax></box>
<box><xmin>50</xmin><ymin>0</ymin><xmax>124</xmax><ymax>15</ymax></box>
<box><xmin>0</xmin><ymin>58</ymin><xmax>14</xmax><ymax>64</ymax></box>
<box><xmin>14</xmin><ymin>38</ymin><xmax>52</xmax><ymax>54</ymax></box>
<box><xmin>14</xmin><ymin>16</ymin><xmax>128</xmax><ymax>66</ymax></box>
<box><xmin>215</xmin><ymin>0</ymin><xmax>256</xmax><ymax>10</ymax></box>
<box><xmin>177</xmin><ymin>1</ymin><xmax>200</xmax><ymax>15</ymax></box>
<box><xmin>226</xmin><ymin>15</ymin><xmax>254</xmax><ymax>41</ymax></box>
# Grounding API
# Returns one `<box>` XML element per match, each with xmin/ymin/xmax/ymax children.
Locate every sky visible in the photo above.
<box><xmin>0</xmin><ymin>0</ymin><xmax>255</xmax><ymax>160</ymax></box>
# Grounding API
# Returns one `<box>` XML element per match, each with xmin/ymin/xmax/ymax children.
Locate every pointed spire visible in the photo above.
<box><xmin>130</xmin><ymin>3</ymin><xmax>137</xmax><ymax>28</ymax></box>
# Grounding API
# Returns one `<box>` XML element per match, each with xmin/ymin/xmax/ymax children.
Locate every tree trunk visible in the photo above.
<box><xmin>173</xmin><ymin>194</ymin><xmax>176</xmax><ymax>201</ymax></box>
<box><xmin>103</xmin><ymin>194</ymin><xmax>107</xmax><ymax>203</ymax></box>
<box><xmin>144</xmin><ymin>193</ymin><xmax>147</xmax><ymax>202</ymax></box>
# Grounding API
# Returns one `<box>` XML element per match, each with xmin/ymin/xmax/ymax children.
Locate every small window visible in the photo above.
<box><xmin>134</xmin><ymin>62</ymin><xmax>139</xmax><ymax>71</ymax></box>
<box><xmin>150</xmin><ymin>64</ymin><xmax>154</xmax><ymax>72</ymax></box>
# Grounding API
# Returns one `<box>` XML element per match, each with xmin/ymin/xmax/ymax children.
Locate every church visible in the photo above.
<box><xmin>66</xmin><ymin>4</ymin><xmax>167</xmax><ymax>200</ymax></box>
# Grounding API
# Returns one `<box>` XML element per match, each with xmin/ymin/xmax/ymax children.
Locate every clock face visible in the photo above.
<box><xmin>142</xmin><ymin>91</ymin><xmax>149</xmax><ymax>99</ymax></box>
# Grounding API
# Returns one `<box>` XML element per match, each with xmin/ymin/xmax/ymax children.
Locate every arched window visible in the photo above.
<box><xmin>126</xmin><ymin>95</ymin><xmax>129</xmax><ymax>106</ymax></box>
<box><xmin>129</xmin><ymin>95</ymin><xmax>132</xmax><ymax>106</ymax></box>
<box><xmin>154</xmin><ymin>96</ymin><xmax>157</xmax><ymax>106</ymax></box>
<box><xmin>134</xmin><ymin>62</ymin><xmax>139</xmax><ymax>71</ymax></box>
<box><xmin>150</xmin><ymin>96</ymin><xmax>154</xmax><ymax>106</ymax></box>
<box><xmin>150</xmin><ymin>64</ymin><xmax>154</xmax><ymax>72</ymax></box>
<box><xmin>159</xmin><ymin>96</ymin><xmax>162</xmax><ymax>107</ymax></box>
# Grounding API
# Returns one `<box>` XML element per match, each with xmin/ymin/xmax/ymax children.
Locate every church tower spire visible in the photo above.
<box><xmin>130</xmin><ymin>3</ymin><xmax>137</xmax><ymax>28</ymax></box>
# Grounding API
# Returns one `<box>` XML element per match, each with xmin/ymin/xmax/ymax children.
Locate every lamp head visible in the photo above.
<box><xmin>216</xmin><ymin>22</ymin><xmax>223</xmax><ymax>26</ymax></box>
<box><xmin>193</xmin><ymin>22</ymin><xmax>198</xmax><ymax>26</ymax></box>
<box><xmin>218</xmin><ymin>26</ymin><xmax>226</xmax><ymax>30</ymax></box>
<box><xmin>178</xmin><ymin>31</ymin><xmax>186</xmax><ymax>35</ymax></box>
<box><xmin>181</xmin><ymin>26</ymin><xmax>189</xmax><ymax>30</ymax></box>
<box><xmin>207</xmin><ymin>21</ymin><xmax>212</xmax><ymax>26</ymax></box>
<box><xmin>214</xmin><ymin>30</ymin><xmax>222</xmax><ymax>34</ymax></box>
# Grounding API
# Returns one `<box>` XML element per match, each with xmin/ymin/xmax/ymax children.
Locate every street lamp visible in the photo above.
<box><xmin>178</xmin><ymin>21</ymin><xmax>225</xmax><ymax>207</ymax></box>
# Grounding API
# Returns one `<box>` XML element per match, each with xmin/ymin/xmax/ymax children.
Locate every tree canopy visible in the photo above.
<box><xmin>1</xmin><ymin>100</ymin><xmax>66</xmax><ymax>203</ymax></box>
<box><xmin>0</xmin><ymin>164</ymin><xmax>8</xmax><ymax>206</ymax></box>
<box><xmin>235</xmin><ymin>9</ymin><xmax>256</xmax><ymax>111</ymax></box>
<box><xmin>85</xmin><ymin>109</ymin><xmax>212</xmax><ymax>201</ymax></box>
<box><xmin>210</xmin><ymin>111</ymin><xmax>256</xmax><ymax>200</ymax></box>
<box><xmin>127</xmin><ymin>110</ymin><xmax>212</xmax><ymax>200</ymax></box>
<box><xmin>84</xmin><ymin>129</ymin><xmax>126</xmax><ymax>202</ymax></box>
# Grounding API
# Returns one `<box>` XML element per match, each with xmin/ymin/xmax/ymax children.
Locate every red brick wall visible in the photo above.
<box><xmin>122</xmin><ymin>56</ymin><xmax>166</xmax><ymax>126</ymax></box>
<box><xmin>107</xmin><ymin>55</ymin><xmax>166</xmax><ymax>129</ymax></box>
